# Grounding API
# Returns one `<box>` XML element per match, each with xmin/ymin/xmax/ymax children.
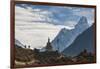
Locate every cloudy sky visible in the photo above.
<box><xmin>15</xmin><ymin>4</ymin><xmax>95</xmax><ymax>49</ymax></box>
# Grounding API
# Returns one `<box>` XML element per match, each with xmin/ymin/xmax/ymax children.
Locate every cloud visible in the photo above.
<box><xmin>16</xmin><ymin>4</ymin><xmax>82</xmax><ymax>27</ymax></box>
<box><xmin>15</xmin><ymin>4</ymin><xmax>95</xmax><ymax>29</ymax></box>
<box><xmin>15</xmin><ymin>5</ymin><xmax>55</xmax><ymax>24</ymax></box>
<box><xmin>64</xmin><ymin>21</ymin><xmax>77</xmax><ymax>28</ymax></box>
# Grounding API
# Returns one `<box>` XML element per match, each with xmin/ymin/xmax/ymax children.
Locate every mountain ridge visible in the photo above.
<box><xmin>15</xmin><ymin>39</ymin><xmax>24</xmax><ymax>48</ymax></box>
<box><xmin>62</xmin><ymin>24</ymin><xmax>95</xmax><ymax>57</ymax></box>
<box><xmin>51</xmin><ymin>16</ymin><xmax>89</xmax><ymax>52</ymax></box>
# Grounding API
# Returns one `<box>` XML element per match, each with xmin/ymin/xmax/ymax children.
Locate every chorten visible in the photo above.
<box><xmin>45</xmin><ymin>38</ymin><xmax>53</xmax><ymax>51</ymax></box>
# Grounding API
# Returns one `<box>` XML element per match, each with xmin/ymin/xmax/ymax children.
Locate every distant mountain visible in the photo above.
<box><xmin>15</xmin><ymin>39</ymin><xmax>24</xmax><ymax>48</ymax></box>
<box><xmin>62</xmin><ymin>24</ymin><xmax>95</xmax><ymax>57</ymax></box>
<box><xmin>51</xmin><ymin>16</ymin><xmax>89</xmax><ymax>52</ymax></box>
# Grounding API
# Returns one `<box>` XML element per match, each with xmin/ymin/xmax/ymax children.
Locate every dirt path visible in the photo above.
<box><xmin>15</xmin><ymin>59</ymin><xmax>37</xmax><ymax>66</ymax></box>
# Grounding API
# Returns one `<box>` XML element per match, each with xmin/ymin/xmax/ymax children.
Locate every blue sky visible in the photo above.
<box><xmin>16</xmin><ymin>4</ymin><xmax>95</xmax><ymax>27</ymax></box>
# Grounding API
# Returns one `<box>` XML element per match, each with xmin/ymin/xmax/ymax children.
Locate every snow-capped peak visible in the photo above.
<box><xmin>51</xmin><ymin>16</ymin><xmax>89</xmax><ymax>52</ymax></box>
<box><xmin>15</xmin><ymin>39</ymin><xmax>24</xmax><ymax>48</ymax></box>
